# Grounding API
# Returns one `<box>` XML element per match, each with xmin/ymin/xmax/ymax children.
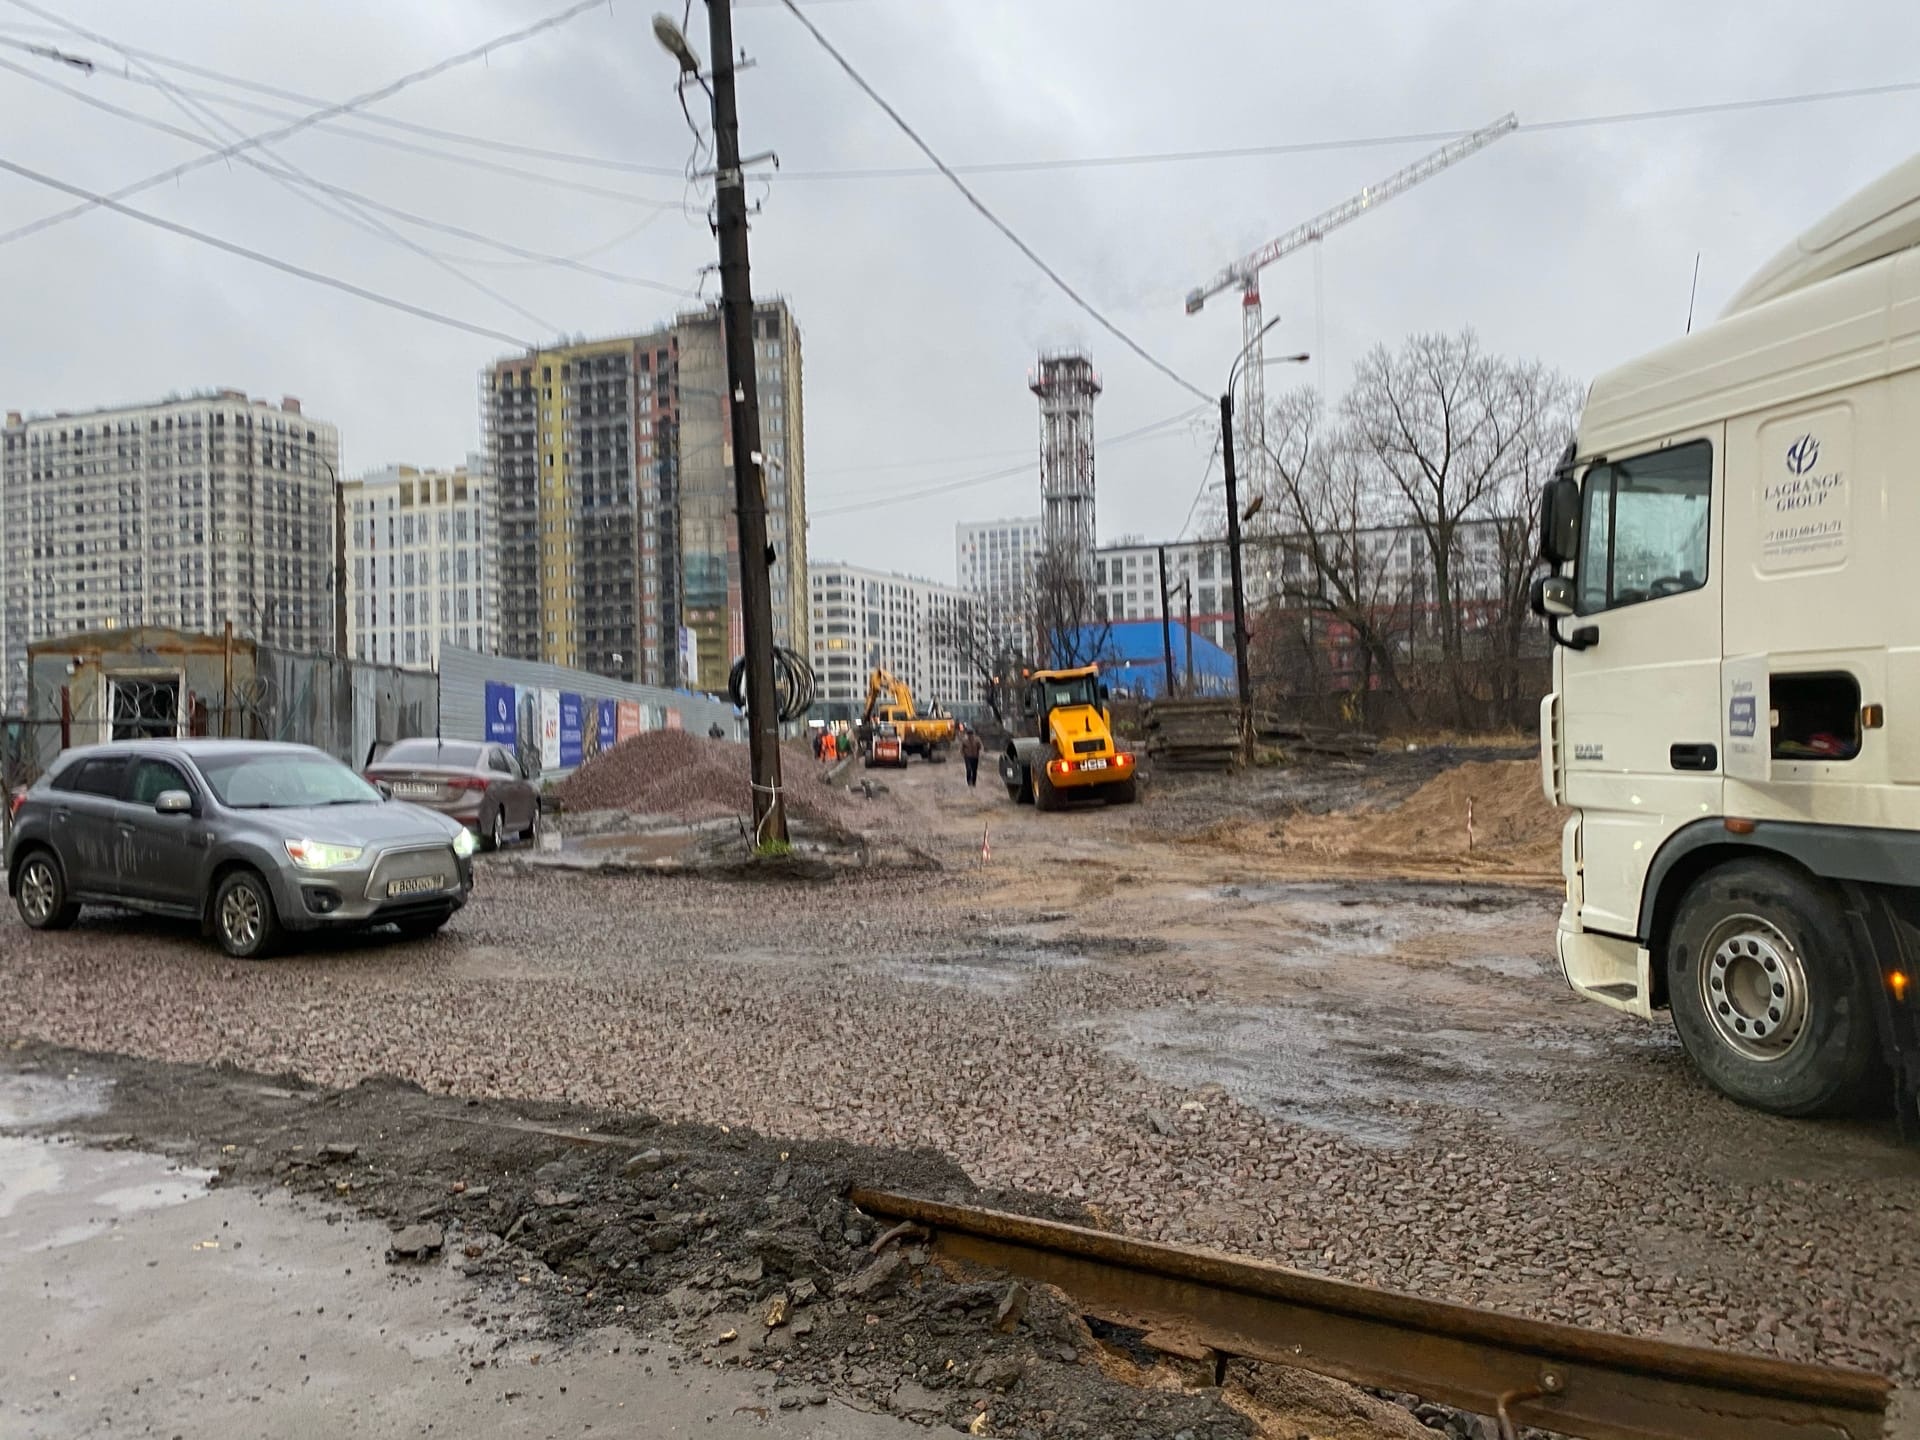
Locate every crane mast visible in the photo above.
<box><xmin>1188</xmin><ymin>113</ymin><xmax>1518</xmax><ymax>505</ymax></box>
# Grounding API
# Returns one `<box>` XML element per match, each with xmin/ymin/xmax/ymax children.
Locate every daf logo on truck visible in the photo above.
<box><xmin>1533</xmin><ymin>150</ymin><xmax>1920</xmax><ymax>1131</ymax></box>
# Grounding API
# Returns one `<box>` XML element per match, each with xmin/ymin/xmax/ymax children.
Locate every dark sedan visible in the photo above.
<box><xmin>4</xmin><ymin>740</ymin><xmax>476</xmax><ymax>959</ymax></box>
<box><xmin>364</xmin><ymin>738</ymin><xmax>539</xmax><ymax>852</ymax></box>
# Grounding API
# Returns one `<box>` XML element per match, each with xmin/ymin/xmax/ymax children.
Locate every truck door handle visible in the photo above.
<box><xmin>1670</xmin><ymin>743</ymin><xmax>1718</xmax><ymax>772</ymax></box>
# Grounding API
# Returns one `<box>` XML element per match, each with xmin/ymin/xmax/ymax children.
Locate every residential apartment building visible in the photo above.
<box><xmin>481</xmin><ymin>299</ymin><xmax>804</xmax><ymax>692</ymax></box>
<box><xmin>1</xmin><ymin>391</ymin><xmax>339</xmax><ymax>703</ymax></box>
<box><xmin>955</xmin><ymin>515</ymin><xmax>1042</xmax><ymax>648</ymax></box>
<box><xmin>1094</xmin><ymin>520</ymin><xmax>1509</xmax><ymax>652</ymax></box>
<box><xmin>674</xmin><ymin>300</ymin><xmax>807</xmax><ymax>691</ymax></box>
<box><xmin>483</xmin><ymin>326</ymin><xmax>678</xmax><ymax>685</ymax></box>
<box><xmin>342</xmin><ymin>457</ymin><xmax>498</xmax><ymax>670</ymax></box>
<box><xmin>809</xmin><ymin>562</ymin><xmax>977</xmax><ymax>717</ymax></box>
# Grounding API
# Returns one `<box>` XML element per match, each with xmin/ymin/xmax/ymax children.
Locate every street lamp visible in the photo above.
<box><xmin>651</xmin><ymin>13</ymin><xmax>702</xmax><ymax>73</ymax></box>
<box><xmin>1219</xmin><ymin>333</ymin><xmax>1309</xmax><ymax>731</ymax></box>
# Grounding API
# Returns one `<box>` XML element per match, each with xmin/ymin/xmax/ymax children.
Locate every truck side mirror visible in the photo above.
<box><xmin>1531</xmin><ymin>574</ymin><xmax>1576</xmax><ymax>619</ymax></box>
<box><xmin>1537</xmin><ymin>476</ymin><xmax>1582</xmax><ymax>565</ymax></box>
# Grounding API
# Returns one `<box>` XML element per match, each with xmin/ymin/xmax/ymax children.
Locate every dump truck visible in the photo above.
<box><xmin>860</xmin><ymin>668</ymin><xmax>956</xmax><ymax>762</ymax></box>
<box><xmin>998</xmin><ymin>664</ymin><xmax>1137</xmax><ymax>809</ymax></box>
<box><xmin>1532</xmin><ymin>149</ymin><xmax>1920</xmax><ymax>1126</ymax></box>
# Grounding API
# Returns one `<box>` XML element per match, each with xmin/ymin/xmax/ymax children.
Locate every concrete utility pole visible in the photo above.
<box><xmin>1156</xmin><ymin>545</ymin><xmax>1175</xmax><ymax>699</ymax></box>
<box><xmin>702</xmin><ymin>0</ymin><xmax>786</xmax><ymax>844</ymax></box>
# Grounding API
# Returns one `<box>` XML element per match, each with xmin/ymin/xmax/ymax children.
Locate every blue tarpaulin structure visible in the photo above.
<box><xmin>1069</xmin><ymin>621</ymin><xmax>1236</xmax><ymax>700</ymax></box>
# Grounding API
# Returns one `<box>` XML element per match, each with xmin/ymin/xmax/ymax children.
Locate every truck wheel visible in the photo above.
<box><xmin>1666</xmin><ymin>860</ymin><xmax>1879</xmax><ymax>1117</ymax></box>
<box><xmin>1105</xmin><ymin>776</ymin><xmax>1138</xmax><ymax>806</ymax></box>
<box><xmin>1034</xmin><ymin>765</ymin><xmax>1062</xmax><ymax>812</ymax></box>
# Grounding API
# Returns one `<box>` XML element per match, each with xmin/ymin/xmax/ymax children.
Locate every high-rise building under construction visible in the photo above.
<box><xmin>482</xmin><ymin>299</ymin><xmax>805</xmax><ymax>691</ymax></box>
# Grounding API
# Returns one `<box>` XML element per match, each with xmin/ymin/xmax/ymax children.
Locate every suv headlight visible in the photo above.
<box><xmin>451</xmin><ymin>828</ymin><xmax>478</xmax><ymax>859</ymax></box>
<box><xmin>284</xmin><ymin>838</ymin><xmax>364</xmax><ymax>870</ymax></box>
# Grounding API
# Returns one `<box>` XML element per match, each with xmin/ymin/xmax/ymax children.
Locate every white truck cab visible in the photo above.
<box><xmin>1536</xmin><ymin>151</ymin><xmax>1920</xmax><ymax>1125</ymax></box>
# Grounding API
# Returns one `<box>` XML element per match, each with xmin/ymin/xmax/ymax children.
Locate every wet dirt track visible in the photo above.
<box><xmin>4</xmin><ymin>749</ymin><xmax>1919</xmax><ymax>1431</ymax></box>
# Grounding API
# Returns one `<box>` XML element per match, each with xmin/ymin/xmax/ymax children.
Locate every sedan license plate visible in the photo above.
<box><xmin>392</xmin><ymin>782</ymin><xmax>437</xmax><ymax>798</ymax></box>
<box><xmin>387</xmin><ymin>875</ymin><xmax>443</xmax><ymax>897</ymax></box>
<box><xmin>1079</xmin><ymin>758</ymin><xmax>1108</xmax><ymax>771</ymax></box>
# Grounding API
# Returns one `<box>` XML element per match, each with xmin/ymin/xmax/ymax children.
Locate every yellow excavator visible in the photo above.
<box><xmin>997</xmin><ymin>664</ymin><xmax>1137</xmax><ymax>808</ymax></box>
<box><xmin>860</xmin><ymin>667</ymin><xmax>958</xmax><ymax>763</ymax></box>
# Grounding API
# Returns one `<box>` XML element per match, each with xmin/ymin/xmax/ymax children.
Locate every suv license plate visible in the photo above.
<box><xmin>388</xmin><ymin>876</ymin><xmax>442</xmax><ymax>897</ymax></box>
<box><xmin>1080</xmin><ymin>759</ymin><xmax>1108</xmax><ymax>771</ymax></box>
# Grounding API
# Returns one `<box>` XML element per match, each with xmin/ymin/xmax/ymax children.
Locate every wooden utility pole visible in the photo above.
<box><xmin>705</xmin><ymin>0</ymin><xmax>786</xmax><ymax>844</ymax></box>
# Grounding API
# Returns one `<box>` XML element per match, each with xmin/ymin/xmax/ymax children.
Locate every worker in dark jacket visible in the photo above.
<box><xmin>959</xmin><ymin>726</ymin><xmax>984</xmax><ymax>788</ymax></box>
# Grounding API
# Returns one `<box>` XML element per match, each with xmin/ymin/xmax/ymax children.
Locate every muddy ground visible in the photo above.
<box><xmin>4</xmin><ymin>744</ymin><xmax>1919</xmax><ymax>1436</ymax></box>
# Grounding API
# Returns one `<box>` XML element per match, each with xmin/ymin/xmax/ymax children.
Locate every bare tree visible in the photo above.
<box><xmin>1030</xmin><ymin>543</ymin><xmax>1112</xmax><ymax>671</ymax></box>
<box><xmin>1343</xmin><ymin>330</ymin><xmax>1530</xmax><ymax>723</ymax></box>
<box><xmin>928</xmin><ymin>603</ymin><xmax>1025</xmax><ymax>724</ymax></box>
<box><xmin>1249</xmin><ymin>388</ymin><xmax>1413</xmax><ymax>721</ymax></box>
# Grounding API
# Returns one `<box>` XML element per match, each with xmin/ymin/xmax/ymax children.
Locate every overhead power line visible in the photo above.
<box><xmin>776</xmin><ymin>76</ymin><xmax>1920</xmax><ymax>179</ymax></box>
<box><xmin>0</xmin><ymin>155</ymin><xmax>534</xmax><ymax>348</ymax></box>
<box><xmin>813</xmin><ymin>406</ymin><xmax>1207</xmax><ymax>517</ymax></box>
<box><xmin>14</xmin><ymin>23</ymin><xmax>1913</xmax><ymax>189</ymax></box>
<box><xmin>0</xmin><ymin>0</ymin><xmax>610</xmax><ymax>250</ymax></box>
<box><xmin>0</xmin><ymin>5</ymin><xmax>564</xmax><ymax>337</ymax></box>
<box><xmin>0</xmin><ymin>54</ymin><xmax>693</xmax><ymax>295</ymax></box>
<box><xmin>773</xmin><ymin>0</ymin><xmax>1212</xmax><ymax>405</ymax></box>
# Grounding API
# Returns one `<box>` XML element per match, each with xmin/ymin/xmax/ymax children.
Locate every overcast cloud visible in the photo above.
<box><xmin>1</xmin><ymin>0</ymin><xmax>1916</xmax><ymax>585</ymax></box>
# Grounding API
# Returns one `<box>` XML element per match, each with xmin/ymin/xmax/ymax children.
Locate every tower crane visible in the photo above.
<box><xmin>1187</xmin><ymin>113</ymin><xmax>1518</xmax><ymax>496</ymax></box>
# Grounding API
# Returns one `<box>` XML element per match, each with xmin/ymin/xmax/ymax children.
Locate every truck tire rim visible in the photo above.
<box><xmin>1699</xmin><ymin>914</ymin><xmax>1809</xmax><ymax>1062</ymax></box>
<box><xmin>20</xmin><ymin>860</ymin><xmax>55</xmax><ymax>923</ymax></box>
<box><xmin>221</xmin><ymin>885</ymin><xmax>262</xmax><ymax>951</ymax></box>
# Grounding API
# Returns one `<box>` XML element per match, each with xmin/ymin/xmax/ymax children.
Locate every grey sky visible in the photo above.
<box><xmin>1</xmin><ymin>0</ymin><xmax>1915</xmax><ymax>586</ymax></box>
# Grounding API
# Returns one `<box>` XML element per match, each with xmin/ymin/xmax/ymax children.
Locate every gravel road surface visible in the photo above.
<box><xmin>4</xmin><ymin>751</ymin><xmax>1917</xmax><ymax>1422</ymax></box>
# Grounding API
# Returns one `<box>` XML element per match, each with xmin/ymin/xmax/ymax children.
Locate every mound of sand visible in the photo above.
<box><xmin>1282</xmin><ymin>760</ymin><xmax>1560</xmax><ymax>870</ymax></box>
<box><xmin>554</xmin><ymin>730</ymin><xmax>861</xmax><ymax>828</ymax></box>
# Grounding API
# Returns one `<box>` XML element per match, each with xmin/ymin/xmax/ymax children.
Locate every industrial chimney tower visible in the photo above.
<box><xmin>1030</xmin><ymin>351</ymin><xmax>1101</xmax><ymax>578</ymax></box>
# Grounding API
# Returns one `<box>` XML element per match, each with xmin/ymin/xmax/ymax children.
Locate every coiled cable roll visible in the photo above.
<box><xmin>728</xmin><ymin>647</ymin><xmax>816</xmax><ymax>723</ymax></box>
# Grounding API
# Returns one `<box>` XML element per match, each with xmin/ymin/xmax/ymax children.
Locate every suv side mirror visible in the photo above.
<box><xmin>1537</xmin><ymin>476</ymin><xmax>1582</xmax><ymax>565</ymax></box>
<box><xmin>154</xmin><ymin>790</ymin><xmax>194</xmax><ymax>816</ymax></box>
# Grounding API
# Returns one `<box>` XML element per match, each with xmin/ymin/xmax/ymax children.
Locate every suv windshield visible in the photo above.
<box><xmin>194</xmin><ymin>752</ymin><xmax>381</xmax><ymax>809</ymax></box>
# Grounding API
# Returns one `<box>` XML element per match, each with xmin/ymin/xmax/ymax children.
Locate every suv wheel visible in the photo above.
<box><xmin>15</xmin><ymin>850</ymin><xmax>80</xmax><ymax>930</ymax></box>
<box><xmin>213</xmin><ymin>870</ymin><xmax>280</xmax><ymax>960</ymax></box>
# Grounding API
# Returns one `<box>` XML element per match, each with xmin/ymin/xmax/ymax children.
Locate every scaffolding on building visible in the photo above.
<box><xmin>1029</xmin><ymin>352</ymin><xmax>1101</xmax><ymax>577</ymax></box>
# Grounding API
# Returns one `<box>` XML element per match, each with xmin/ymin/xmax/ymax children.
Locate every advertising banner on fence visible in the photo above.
<box><xmin>616</xmin><ymin>700</ymin><xmax>643</xmax><ymax>742</ymax></box>
<box><xmin>596</xmin><ymin>699</ymin><xmax>617</xmax><ymax>754</ymax></box>
<box><xmin>539</xmin><ymin>688</ymin><xmax>561</xmax><ymax>771</ymax></box>
<box><xmin>484</xmin><ymin>682</ymin><xmax>515</xmax><ymax>746</ymax></box>
<box><xmin>558</xmin><ymin>693</ymin><xmax>584</xmax><ymax>769</ymax></box>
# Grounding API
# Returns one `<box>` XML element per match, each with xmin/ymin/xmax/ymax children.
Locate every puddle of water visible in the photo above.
<box><xmin>0</xmin><ymin>1135</ymin><xmax>213</xmax><ymax>1252</ymax></box>
<box><xmin>0</xmin><ymin>1072</ymin><xmax>111</xmax><ymax>1128</ymax></box>
<box><xmin>567</xmin><ymin>831</ymin><xmax>702</xmax><ymax>862</ymax></box>
<box><xmin>1088</xmin><ymin>1000</ymin><xmax>1594</xmax><ymax>1148</ymax></box>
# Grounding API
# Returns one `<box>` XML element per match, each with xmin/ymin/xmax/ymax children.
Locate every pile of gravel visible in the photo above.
<box><xmin>555</xmin><ymin>730</ymin><xmax>862</xmax><ymax>828</ymax></box>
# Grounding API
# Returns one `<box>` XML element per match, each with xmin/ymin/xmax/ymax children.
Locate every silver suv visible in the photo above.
<box><xmin>4</xmin><ymin>740</ymin><xmax>476</xmax><ymax>958</ymax></box>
